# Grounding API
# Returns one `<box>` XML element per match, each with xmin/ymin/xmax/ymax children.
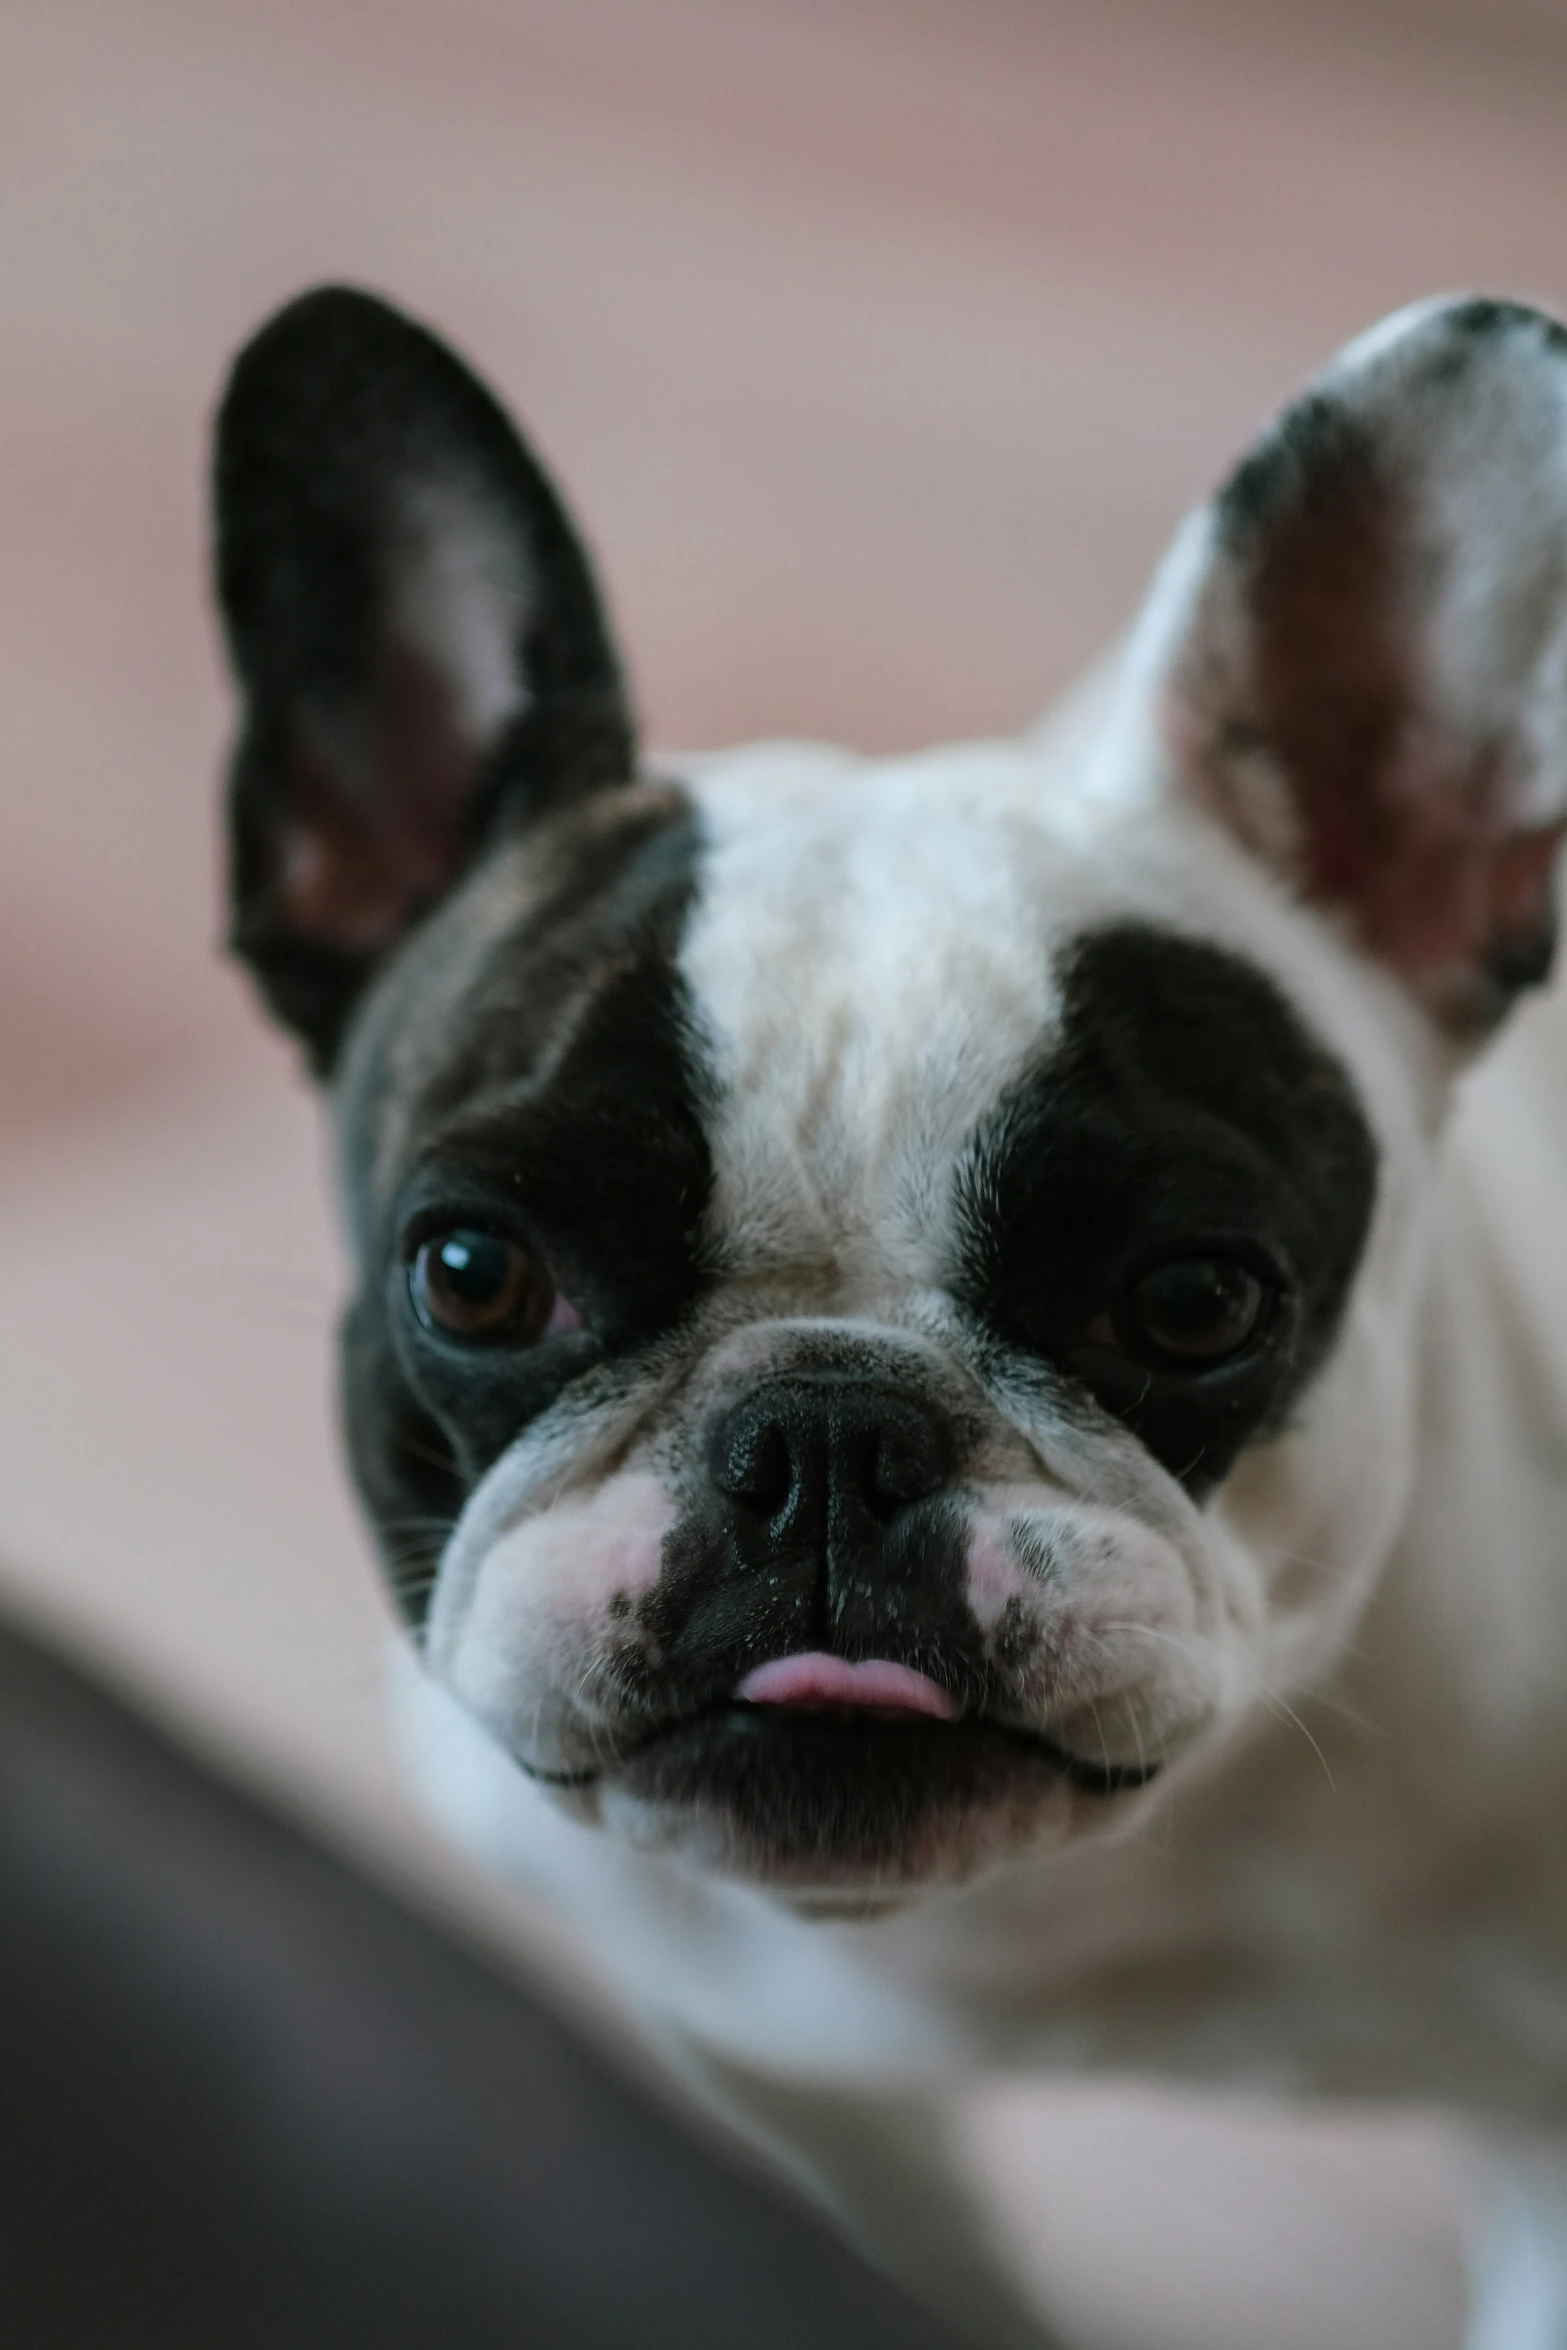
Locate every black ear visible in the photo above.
<box><xmin>213</xmin><ymin>286</ymin><xmax>635</xmax><ymax>1072</ymax></box>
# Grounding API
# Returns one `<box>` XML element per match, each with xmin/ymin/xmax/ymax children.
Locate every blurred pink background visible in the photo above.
<box><xmin>4</xmin><ymin>2</ymin><xmax>1567</xmax><ymax>2341</ymax></box>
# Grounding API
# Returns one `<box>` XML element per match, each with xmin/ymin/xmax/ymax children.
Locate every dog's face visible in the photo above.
<box><xmin>215</xmin><ymin>290</ymin><xmax>1567</xmax><ymax>1898</ymax></box>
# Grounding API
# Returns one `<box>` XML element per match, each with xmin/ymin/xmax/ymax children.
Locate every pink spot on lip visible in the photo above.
<box><xmin>735</xmin><ymin>1652</ymin><xmax>961</xmax><ymax>1721</ymax></box>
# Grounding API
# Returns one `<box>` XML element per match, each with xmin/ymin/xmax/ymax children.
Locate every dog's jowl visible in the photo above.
<box><xmin>214</xmin><ymin>288</ymin><xmax>1567</xmax><ymax>2346</ymax></box>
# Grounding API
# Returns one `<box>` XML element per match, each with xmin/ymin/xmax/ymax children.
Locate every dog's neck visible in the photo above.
<box><xmin>1367</xmin><ymin>988</ymin><xmax>1567</xmax><ymax>1756</ymax></box>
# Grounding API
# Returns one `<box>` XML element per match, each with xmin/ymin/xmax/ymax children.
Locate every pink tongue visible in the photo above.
<box><xmin>736</xmin><ymin>1652</ymin><xmax>960</xmax><ymax>1721</ymax></box>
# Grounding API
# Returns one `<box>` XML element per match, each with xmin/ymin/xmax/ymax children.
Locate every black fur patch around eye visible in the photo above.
<box><xmin>338</xmin><ymin>790</ymin><xmax>716</xmax><ymax>1620</ymax></box>
<box><xmin>954</xmin><ymin>924</ymin><xmax>1379</xmax><ymax>1493</ymax></box>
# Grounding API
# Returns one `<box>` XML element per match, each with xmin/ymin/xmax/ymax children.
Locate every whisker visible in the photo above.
<box><xmin>1256</xmin><ymin>1688</ymin><xmax>1338</xmax><ymax>1793</ymax></box>
<box><xmin>1091</xmin><ymin>1617</ymin><xmax>1340</xmax><ymax>1792</ymax></box>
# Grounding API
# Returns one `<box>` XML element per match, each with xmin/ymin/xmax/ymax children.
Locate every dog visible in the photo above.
<box><xmin>212</xmin><ymin>285</ymin><xmax>1567</xmax><ymax>2349</ymax></box>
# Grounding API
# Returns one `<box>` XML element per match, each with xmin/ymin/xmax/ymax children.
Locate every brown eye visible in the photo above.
<box><xmin>410</xmin><ymin>1229</ymin><xmax>572</xmax><ymax>1347</ymax></box>
<box><xmin>1111</xmin><ymin>1257</ymin><xmax>1266</xmax><ymax>1368</ymax></box>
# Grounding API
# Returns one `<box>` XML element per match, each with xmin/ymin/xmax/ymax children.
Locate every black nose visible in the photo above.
<box><xmin>708</xmin><ymin>1379</ymin><xmax>950</xmax><ymax>1533</ymax></box>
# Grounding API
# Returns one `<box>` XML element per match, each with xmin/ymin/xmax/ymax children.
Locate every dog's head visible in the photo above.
<box><xmin>213</xmin><ymin>289</ymin><xmax>1567</xmax><ymax>1900</ymax></box>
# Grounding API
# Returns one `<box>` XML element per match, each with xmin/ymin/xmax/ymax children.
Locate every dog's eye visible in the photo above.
<box><xmin>1097</xmin><ymin>1257</ymin><xmax>1266</xmax><ymax>1369</ymax></box>
<box><xmin>410</xmin><ymin>1229</ymin><xmax>576</xmax><ymax>1347</ymax></box>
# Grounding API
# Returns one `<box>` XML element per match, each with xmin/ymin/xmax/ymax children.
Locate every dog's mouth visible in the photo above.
<box><xmin>734</xmin><ymin>1651</ymin><xmax>966</xmax><ymax>1722</ymax></box>
<box><xmin>534</xmin><ymin>1650</ymin><xmax>1161</xmax><ymax>1885</ymax></box>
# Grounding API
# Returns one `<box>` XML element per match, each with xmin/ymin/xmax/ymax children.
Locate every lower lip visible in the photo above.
<box><xmin>603</xmin><ymin>1709</ymin><xmax>1159</xmax><ymax>1887</ymax></box>
<box><xmin>734</xmin><ymin>1652</ymin><xmax>961</xmax><ymax>1721</ymax></box>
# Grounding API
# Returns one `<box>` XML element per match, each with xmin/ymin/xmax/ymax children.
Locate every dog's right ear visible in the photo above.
<box><xmin>212</xmin><ymin>286</ymin><xmax>635</xmax><ymax>1073</ymax></box>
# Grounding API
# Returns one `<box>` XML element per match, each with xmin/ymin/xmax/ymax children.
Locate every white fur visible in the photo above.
<box><xmin>391</xmin><ymin>475</ymin><xmax>531</xmax><ymax>746</ymax></box>
<box><xmin>386</xmin><ymin>302</ymin><xmax>1567</xmax><ymax>2346</ymax></box>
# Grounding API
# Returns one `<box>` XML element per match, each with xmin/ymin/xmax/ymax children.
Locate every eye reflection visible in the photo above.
<box><xmin>409</xmin><ymin>1229</ymin><xmax>577</xmax><ymax>1347</ymax></box>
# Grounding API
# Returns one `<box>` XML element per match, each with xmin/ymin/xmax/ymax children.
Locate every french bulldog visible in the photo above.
<box><xmin>212</xmin><ymin>286</ymin><xmax>1567</xmax><ymax>2349</ymax></box>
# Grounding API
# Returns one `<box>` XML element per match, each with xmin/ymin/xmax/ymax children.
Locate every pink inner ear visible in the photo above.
<box><xmin>273</xmin><ymin>639</ymin><xmax>483</xmax><ymax>954</ymax></box>
<box><xmin>1183</xmin><ymin>450</ymin><xmax>1564</xmax><ymax>1017</ymax></box>
<box><xmin>1347</xmin><ymin>799</ymin><xmax>1564</xmax><ymax>983</ymax></box>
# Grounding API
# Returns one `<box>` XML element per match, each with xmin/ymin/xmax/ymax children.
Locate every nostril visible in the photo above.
<box><xmin>869</xmin><ymin>1421</ymin><xmax>944</xmax><ymax>1510</ymax></box>
<box><xmin>709</xmin><ymin>1410</ymin><xmax>795</xmax><ymax>1515</ymax></box>
<box><xmin>709</xmin><ymin>1381</ymin><xmax>951</xmax><ymax>1531</ymax></box>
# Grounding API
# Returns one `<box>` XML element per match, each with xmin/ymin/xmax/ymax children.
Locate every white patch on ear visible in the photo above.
<box><xmin>390</xmin><ymin>476</ymin><xmax>532</xmax><ymax>747</ymax></box>
<box><xmin>1379</xmin><ymin>306</ymin><xmax>1567</xmax><ymax>825</ymax></box>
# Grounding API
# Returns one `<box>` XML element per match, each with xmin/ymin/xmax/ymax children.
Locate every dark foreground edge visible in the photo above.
<box><xmin>0</xmin><ymin>1603</ymin><xmax>986</xmax><ymax>2350</ymax></box>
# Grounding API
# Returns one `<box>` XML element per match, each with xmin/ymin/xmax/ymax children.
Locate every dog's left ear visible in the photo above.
<box><xmin>213</xmin><ymin>285</ymin><xmax>635</xmax><ymax>1072</ymax></box>
<box><xmin>1154</xmin><ymin>297</ymin><xmax>1567</xmax><ymax>1036</ymax></box>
